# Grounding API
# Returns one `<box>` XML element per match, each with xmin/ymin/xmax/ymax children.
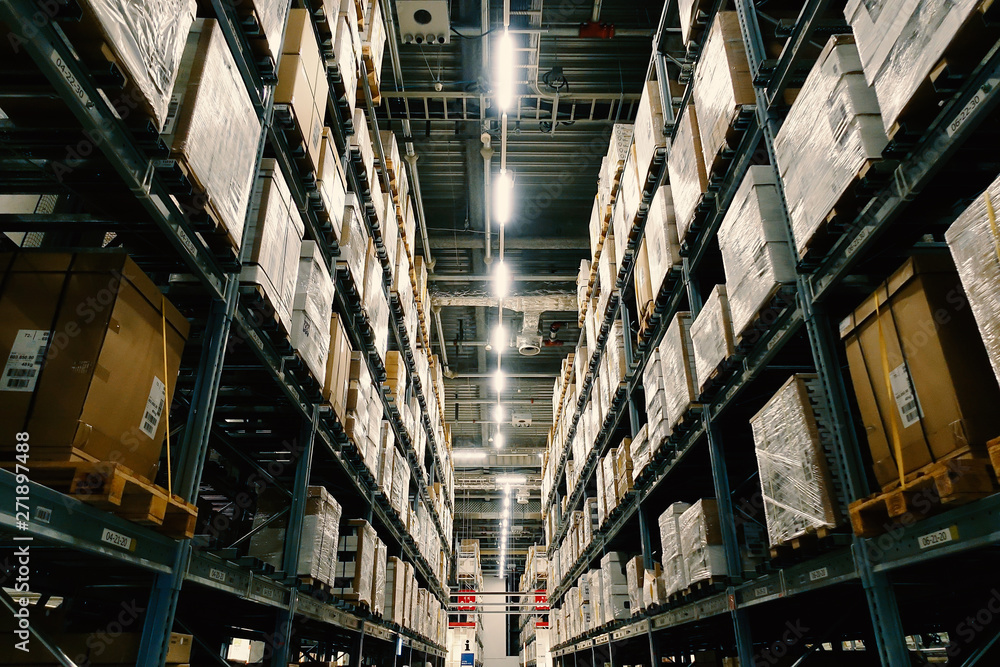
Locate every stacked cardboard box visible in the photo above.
<box><xmin>751</xmin><ymin>375</ymin><xmax>840</xmax><ymax>548</ymax></box>
<box><xmin>600</xmin><ymin>552</ymin><xmax>631</xmax><ymax>621</ymax></box>
<box><xmin>346</xmin><ymin>352</ymin><xmax>374</xmax><ymax>456</ymax></box>
<box><xmin>317</xmin><ymin>128</ymin><xmax>348</xmax><ymax>237</ymax></box>
<box><xmin>774</xmin><ymin>35</ymin><xmax>888</xmax><ymax>259</ymax></box>
<box><xmin>633</xmin><ymin>80</ymin><xmax>667</xmax><ymax>187</ymax></box>
<box><xmin>660</xmin><ymin>312</ymin><xmax>698</xmax><ymax>435</ymax></box>
<box><xmin>241</xmin><ymin>159</ymin><xmax>305</xmax><ymax>335</ymax></box>
<box><xmin>167</xmin><ymin>19</ymin><xmax>259</xmax><ymax>252</ymax></box>
<box><xmin>0</xmin><ymin>253</ymin><xmax>189</xmax><ymax>479</ymax></box>
<box><xmin>691</xmin><ymin>13</ymin><xmax>754</xmax><ymax>171</ymax></box>
<box><xmin>385</xmin><ymin>556</ymin><xmax>406</xmax><ymax>624</ymax></box>
<box><xmin>718</xmin><ymin>166</ymin><xmax>796</xmax><ymax>338</ymax></box>
<box><xmin>333</xmin><ymin>14</ymin><xmax>360</xmax><ymax>117</ymax></box>
<box><xmin>614</xmin><ymin>439</ymin><xmax>634</xmax><ymax>500</ymax></box>
<box><xmin>625</xmin><ymin>555</ymin><xmax>644</xmax><ymax>614</ymax></box>
<box><xmin>643</xmin><ymin>185</ymin><xmax>681</xmax><ymax>307</ymax></box>
<box><xmin>292</xmin><ymin>241</ymin><xmax>336</xmax><ymax>386</ymax></box>
<box><xmin>277</xmin><ymin>9</ymin><xmax>329</xmax><ymax>173</ymax></box>
<box><xmin>384</xmin><ymin>350</ymin><xmax>407</xmax><ymax>405</ymax></box>
<box><xmin>690</xmin><ymin>286</ymin><xmax>735</xmax><ymax>394</ymax></box>
<box><xmin>668</xmin><ymin>104</ymin><xmax>709</xmax><ymax>243</ymax></box>
<box><xmin>643</xmin><ymin>347</ymin><xmax>667</xmax><ymax>450</ymax></box>
<box><xmin>680</xmin><ymin>499</ymin><xmax>728</xmax><ymax>585</ymax></box>
<box><xmin>947</xmin><ymin>172</ymin><xmax>1000</xmax><ymax>388</ymax></box>
<box><xmin>324</xmin><ymin>313</ymin><xmax>354</xmax><ymax>422</ymax></box>
<box><xmin>372</xmin><ymin>540</ymin><xmax>387</xmax><ymax>616</ymax></box>
<box><xmin>629</xmin><ymin>424</ymin><xmax>651</xmax><ymax>481</ymax></box>
<box><xmin>335</xmin><ymin>519</ymin><xmax>379</xmax><ymax>606</ymax></box>
<box><xmin>658</xmin><ymin>502</ymin><xmax>691</xmax><ymax>597</ymax></box>
<box><xmin>840</xmin><ymin>254</ymin><xmax>1000</xmax><ymax>489</ymax></box>
<box><xmin>359</xmin><ymin>0</ymin><xmax>386</xmax><ymax>99</ymax></box>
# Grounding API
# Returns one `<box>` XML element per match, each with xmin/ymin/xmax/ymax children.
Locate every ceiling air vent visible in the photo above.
<box><xmin>511</xmin><ymin>411</ymin><xmax>532</xmax><ymax>428</ymax></box>
<box><xmin>397</xmin><ymin>1</ymin><xmax>451</xmax><ymax>45</ymax></box>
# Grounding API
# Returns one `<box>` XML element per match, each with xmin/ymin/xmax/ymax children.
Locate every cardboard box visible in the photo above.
<box><xmin>667</xmin><ymin>104</ymin><xmax>709</xmax><ymax>243</ymax></box>
<box><xmin>292</xmin><ymin>241</ymin><xmax>336</xmax><ymax>385</ymax></box>
<box><xmin>318</xmin><ymin>128</ymin><xmax>348</xmax><ymax>239</ymax></box>
<box><xmin>0</xmin><ymin>252</ymin><xmax>189</xmax><ymax>479</ymax></box>
<box><xmin>166</xmin><ymin>19</ymin><xmax>259</xmax><ymax>251</ymax></box>
<box><xmin>241</xmin><ymin>159</ymin><xmax>306</xmax><ymax>334</ymax></box>
<box><xmin>660</xmin><ymin>312</ymin><xmax>698</xmax><ymax>433</ymax></box>
<box><xmin>633</xmin><ymin>80</ymin><xmax>667</xmax><ymax>186</ymax></box>
<box><xmin>680</xmin><ymin>499</ymin><xmax>727</xmax><ymax>584</ymax></box>
<box><xmin>277</xmin><ymin>9</ymin><xmax>329</xmax><ymax>172</ymax></box>
<box><xmin>690</xmin><ymin>285</ymin><xmax>735</xmax><ymax>393</ymax></box>
<box><xmin>840</xmin><ymin>254</ymin><xmax>1000</xmax><ymax>488</ymax></box>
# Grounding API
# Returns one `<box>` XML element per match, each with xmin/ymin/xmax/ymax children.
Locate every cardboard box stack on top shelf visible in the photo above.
<box><xmin>277</xmin><ymin>10</ymin><xmax>329</xmax><ymax>174</ymax></box>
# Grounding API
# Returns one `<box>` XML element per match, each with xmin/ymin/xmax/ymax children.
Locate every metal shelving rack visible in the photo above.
<box><xmin>0</xmin><ymin>1</ymin><xmax>455</xmax><ymax>665</ymax></box>
<box><xmin>542</xmin><ymin>1</ymin><xmax>1000</xmax><ymax>666</ymax></box>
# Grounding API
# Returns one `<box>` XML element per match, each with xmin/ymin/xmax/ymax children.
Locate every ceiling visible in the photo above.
<box><xmin>375</xmin><ymin>0</ymin><xmax>664</xmax><ymax>577</ymax></box>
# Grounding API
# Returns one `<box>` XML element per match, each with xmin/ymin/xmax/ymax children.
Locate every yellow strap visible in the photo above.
<box><xmin>162</xmin><ymin>296</ymin><xmax>172</xmax><ymax>498</ymax></box>
<box><xmin>985</xmin><ymin>192</ymin><xmax>1000</xmax><ymax>264</ymax></box>
<box><xmin>874</xmin><ymin>291</ymin><xmax>906</xmax><ymax>490</ymax></box>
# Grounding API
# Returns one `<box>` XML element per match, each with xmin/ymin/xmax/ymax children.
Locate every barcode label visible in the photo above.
<box><xmin>139</xmin><ymin>376</ymin><xmax>166</xmax><ymax>439</ymax></box>
<box><xmin>889</xmin><ymin>363</ymin><xmax>922</xmax><ymax>428</ymax></box>
<box><xmin>1</xmin><ymin>330</ymin><xmax>49</xmax><ymax>393</ymax></box>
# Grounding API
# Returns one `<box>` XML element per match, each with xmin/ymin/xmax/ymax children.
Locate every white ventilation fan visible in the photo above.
<box><xmin>397</xmin><ymin>1</ymin><xmax>451</xmax><ymax>45</ymax></box>
<box><xmin>516</xmin><ymin>489</ymin><xmax>529</xmax><ymax>504</ymax></box>
<box><xmin>511</xmin><ymin>411</ymin><xmax>532</xmax><ymax>428</ymax></box>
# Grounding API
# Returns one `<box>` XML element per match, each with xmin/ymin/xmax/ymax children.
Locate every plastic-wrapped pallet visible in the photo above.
<box><xmin>317</xmin><ymin>128</ymin><xmax>348</xmax><ymax>243</ymax></box>
<box><xmin>660</xmin><ymin>312</ymin><xmax>698</xmax><ymax>434</ymax></box>
<box><xmin>335</xmin><ymin>519</ymin><xmax>377</xmax><ymax>606</ymax></box>
<box><xmin>277</xmin><ymin>10</ymin><xmax>328</xmax><ymax>172</ymax></box>
<box><xmin>630</xmin><ymin>423</ymin><xmax>650</xmax><ymax>481</ymax></box>
<box><xmin>378</xmin><ymin>428</ymin><xmax>394</xmax><ymax>495</ymax></box>
<box><xmin>597</xmin><ymin>233</ymin><xmax>618</xmax><ymax>317</ymax></box>
<box><xmin>625</xmin><ymin>555</ymin><xmax>644</xmax><ymax>614</ymax></box>
<box><xmin>669</xmin><ymin>106</ymin><xmax>710</xmax><ymax>246</ymax></box>
<box><xmin>339</xmin><ymin>194</ymin><xmax>368</xmax><ymax>297</ymax></box>
<box><xmin>391</xmin><ymin>447</ymin><xmax>409</xmax><ymax>515</ymax></box>
<box><xmin>71</xmin><ymin>0</ymin><xmax>195</xmax><ymax>132</ymax></box>
<box><xmin>718</xmin><ymin>166</ymin><xmax>796</xmax><ymax>338</ymax></box>
<box><xmin>292</xmin><ymin>241</ymin><xmax>336</xmax><ymax>385</ymax></box>
<box><xmin>690</xmin><ymin>285</ymin><xmax>735</xmax><ymax>393</ymax></box>
<box><xmin>614</xmin><ymin>439</ymin><xmax>633</xmax><ymax>500</ymax></box>
<box><xmin>325</xmin><ymin>314</ymin><xmax>353</xmax><ymax>421</ymax></box>
<box><xmin>644</xmin><ymin>186</ymin><xmax>681</xmax><ymax>300</ymax></box>
<box><xmin>643</xmin><ymin>564</ymin><xmax>666</xmax><ymax>608</ymax></box>
<box><xmin>846</xmin><ymin>0</ymin><xmax>983</xmax><ymax>135</ymax></box>
<box><xmin>615</xmin><ymin>148</ymin><xmax>642</xmax><ymax>263</ymax></box>
<box><xmin>947</xmin><ymin>175</ymin><xmax>1000</xmax><ymax>388</ymax></box>
<box><xmin>634</xmin><ymin>80</ymin><xmax>667</xmax><ymax>185</ymax></box>
<box><xmin>332</xmin><ymin>15</ymin><xmax>359</xmax><ymax>117</ymax></box>
<box><xmin>774</xmin><ymin>35</ymin><xmax>888</xmax><ymax>259</ymax></box>
<box><xmin>691</xmin><ymin>13</ymin><xmax>755</xmax><ymax>171</ymax></box>
<box><xmin>372</xmin><ymin>537</ymin><xmax>387</xmax><ymax>616</ymax></box>
<box><xmin>680</xmin><ymin>499</ymin><xmax>728</xmax><ymax>585</ymax></box>
<box><xmin>595</xmin><ymin>455</ymin><xmax>607</xmax><ymax>526</ymax></box>
<box><xmin>600</xmin><ymin>552</ymin><xmax>631</xmax><ymax>620</ymax></box>
<box><xmin>241</xmin><ymin>159</ymin><xmax>305</xmax><ymax>334</ymax></box>
<box><xmin>750</xmin><ymin>374</ymin><xmax>840</xmax><ymax>547</ymax></box>
<box><xmin>658</xmin><ymin>502</ymin><xmax>690</xmax><ymax>596</ymax></box>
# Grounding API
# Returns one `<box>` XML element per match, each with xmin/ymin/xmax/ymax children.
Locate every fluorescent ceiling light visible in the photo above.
<box><xmin>493</xmin><ymin>260</ymin><xmax>511</xmax><ymax>298</ymax></box>
<box><xmin>494</xmin><ymin>170</ymin><xmax>513</xmax><ymax>225</ymax></box>
<box><xmin>495</xmin><ymin>31</ymin><xmax>515</xmax><ymax>110</ymax></box>
<box><xmin>494</xmin><ymin>432</ymin><xmax>505</xmax><ymax>449</ymax></box>
<box><xmin>494</xmin><ymin>404</ymin><xmax>505</xmax><ymax>423</ymax></box>
<box><xmin>493</xmin><ymin>368</ymin><xmax>506</xmax><ymax>393</ymax></box>
<box><xmin>491</xmin><ymin>324</ymin><xmax>507</xmax><ymax>352</ymax></box>
<box><xmin>453</xmin><ymin>450</ymin><xmax>488</xmax><ymax>461</ymax></box>
<box><xmin>496</xmin><ymin>474</ymin><xmax>527</xmax><ymax>485</ymax></box>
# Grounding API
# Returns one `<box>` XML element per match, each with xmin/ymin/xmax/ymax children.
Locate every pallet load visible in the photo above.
<box><xmin>668</xmin><ymin>104</ymin><xmax>710</xmax><ymax>244</ymax></box>
<box><xmin>377</xmin><ymin>421</ymin><xmax>395</xmax><ymax>495</ymax></box>
<box><xmin>643</xmin><ymin>562</ymin><xmax>666</xmax><ymax>608</ymax></box>
<box><xmin>625</xmin><ymin>555</ymin><xmax>644</xmax><ymax>614</ymax></box>
<box><xmin>614</xmin><ymin>147</ymin><xmax>643</xmax><ymax>264</ymax></box>
<box><xmin>292</xmin><ymin>241</ymin><xmax>336</xmax><ymax>388</ymax></box>
<box><xmin>332</xmin><ymin>12</ymin><xmax>360</xmax><ymax>118</ymax></box>
<box><xmin>240</xmin><ymin>0</ymin><xmax>290</xmax><ymax>71</ymax></box>
<box><xmin>167</xmin><ymin>19</ymin><xmax>260</xmax><ymax>252</ymax></box>
<box><xmin>596</xmin><ymin>232</ymin><xmax>617</xmax><ymax>318</ymax></box>
<box><xmin>614</xmin><ymin>438</ymin><xmax>634</xmax><ymax>501</ymax></box>
<box><xmin>241</xmin><ymin>159</ymin><xmax>306</xmax><ymax>336</ymax></box>
<box><xmin>345</xmin><ymin>352</ymin><xmax>375</xmax><ymax>457</ymax></box>
<box><xmin>358</xmin><ymin>0</ymin><xmax>387</xmax><ymax>101</ymax></box>
<box><xmin>335</xmin><ymin>519</ymin><xmax>379</xmax><ymax>607</ymax></box>
<box><xmin>0</xmin><ymin>252</ymin><xmax>189</xmax><ymax>481</ymax></box>
<box><xmin>846</xmin><ymin>0</ymin><xmax>991</xmax><ymax>137</ymax></box>
<box><xmin>690</xmin><ymin>285</ymin><xmax>736</xmax><ymax>394</ymax></box>
<box><xmin>391</xmin><ymin>446</ymin><xmax>409</xmax><ymax>516</ymax></box>
<box><xmin>317</xmin><ymin>128</ymin><xmax>348</xmax><ymax>236</ymax></box>
<box><xmin>750</xmin><ymin>375</ymin><xmax>840</xmax><ymax>548</ymax></box>
<box><xmin>634</xmin><ymin>80</ymin><xmax>668</xmax><ymax>188</ymax></box>
<box><xmin>659</xmin><ymin>312</ymin><xmax>698</xmax><ymax>435</ymax></box>
<box><xmin>717</xmin><ymin>166</ymin><xmax>796</xmax><ymax>339</ymax></box>
<box><xmin>386</xmin><ymin>556</ymin><xmax>406</xmax><ymax>624</ymax></box>
<box><xmin>63</xmin><ymin>0</ymin><xmax>195</xmax><ymax>132</ymax></box>
<box><xmin>774</xmin><ymin>35</ymin><xmax>888</xmax><ymax>260</ymax></box>
<box><xmin>840</xmin><ymin>254</ymin><xmax>1000</xmax><ymax>492</ymax></box>
<box><xmin>324</xmin><ymin>313</ymin><xmax>354</xmax><ymax>422</ymax></box>
<box><xmin>691</xmin><ymin>13</ymin><xmax>755</xmax><ymax>174</ymax></box>
<box><xmin>629</xmin><ymin>424</ymin><xmax>651</xmax><ymax>481</ymax></box>
<box><xmin>643</xmin><ymin>186</ymin><xmax>682</xmax><ymax>312</ymax></box>
<box><xmin>599</xmin><ymin>552</ymin><xmax>631</xmax><ymax>621</ymax></box>
<box><xmin>948</xmin><ymin>174</ymin><xmax>1000</xmax><ymax>388</ymax></box>
<box><xmin>351</xmin><ymin>109</ymin><xmax>378</xmax><ymax>190</ymax></box>
<box><xmin>339</xmin><ymin>194</ymin><xmax>369</xmax><ymax>296</ymax></box>
<box><xmin>680</xmin><ymin>499</ymin><xmax>728</xmax><ymax>587</ymax></box>
<box><xmin>277</xmin><ymin>9</ymin><xmax>328</xmax><ymax>173</ymax></box>
<box><xmin>658</xmin><ymin>502</ymin><xmax>691</xmax><ymax>597</ymax></box>
<box><xmin>248</xmin><ymin>486</ymin><xmax>342</xmax><ymax>587</ymax></box>
<box><xmin>372</xmin><ymin>539</ymin><xmax>387</xmax><ymax>616</ymax></box>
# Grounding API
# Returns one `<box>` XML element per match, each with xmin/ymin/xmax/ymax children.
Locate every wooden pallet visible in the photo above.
<box><xmin>705</xmin><ymin>105</ymin><xmax>757</xmax><ymax>181</ymax></box>
<box><xmin>849</xmin><ymin>449</ymin><xmax>997</xmax><ymax>537</ymax></box>
<box><xmin>768</xmin><ymin>525</ymin><xmax>837</xmax><ymax>560</ymax></box>
<box><xmin>272</xmin><ymin>103</ymin><xmax>319</xmax><ymax>182</ymax></box>
<box><xmin>989</xmin><ymin>437</ymin><xmax>1000</xmax><ymax>481</ymax></box>
<box><xmin>796</xmin><ymin>159</ymin><xmax>895</xmax><ymax>267</ymax></box>
<box><xmin>238</xmin><ymin>284</ymin><xmax>293</xmax><ymax>352</ymax></box>
<box><xmin>886</xmin><ymin>0</ymin><xmax>999</xmax><ymax>147</ymax></box>
<box><xmin>9</xmin><ymin>460</ymin><xmax>197</xmax><ymax>539</ymax></box>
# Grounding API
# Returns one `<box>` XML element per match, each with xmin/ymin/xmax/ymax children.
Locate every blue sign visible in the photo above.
<box><xmin>460</xmin><ymin>652</ymin><xmax>475</xmax><ymax>666</ymax></box>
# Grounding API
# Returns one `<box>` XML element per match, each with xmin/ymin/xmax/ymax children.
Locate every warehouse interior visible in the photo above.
<box><xmin>3</xmin><ymin>0</ymin><xmax>1000</xmax><ymax>666</ymax></box>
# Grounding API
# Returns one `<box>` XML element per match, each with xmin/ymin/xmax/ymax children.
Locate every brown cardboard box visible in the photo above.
<box><xmin>840</xmin><ymin>254</ymin><xmax>1000</xmax><ymax>488</ymax></box>
<box><xmin>277</xmin><ymin>9</ymin><xmax>329</xmax><ymax>172</ymax></box>
<box><xmin>634</xmin><ymin>237</ymin><xmax>655</xmax><ymax>321</ymax></box>
<box><xmin>0</xmin><ymin>253</ymin><xmax>189</xmax><ymax>480</ymax></box>
<box><xmin>0</xmin><ymin>631</ymin><xmax>192</xmax><ymax>664</ymax></box>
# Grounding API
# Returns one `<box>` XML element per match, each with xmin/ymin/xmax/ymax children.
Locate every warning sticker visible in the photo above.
<box><xmin>139</xmin><ymin>376</ymin><xmax>166</xmax><ymax>439</ymax></box>
<box><xmin>889</xmin><ymin>362</ymin><xmax>922</xmax><ymax>428</ymax></box>
<box><xmin>1</xmin><ymin>329</ymin><xmax>50</xmax><ymax>392</ymax></box>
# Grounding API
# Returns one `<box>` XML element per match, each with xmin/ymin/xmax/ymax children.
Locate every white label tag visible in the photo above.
<box><xmin>918</xmin><ymin>526</ymin><xmax>957</xmax><ymax>550</ymax></box>
<box><xmin>889</xmin><ymin>362</ymin><xmax>922</xmax><ymax>428</ymax></box>
<box><xmin>2</xmin><ymin>329</ymin><xmax>50</xmax><ymax>392</ymax></box>
<box><xmin>139</xmin><ymin>377</ymin><xmax>166</xmax><ymax>439</ymax></box>
<box><xmin>809</xmin><ymin>567</ymin><xmax>829</xmax><ymax>582</ymax></box>
<box><xmin>101</xmin><ymin>528</ymin><xmax>134</xmax><ymax>551</ymax></box>
<box><xmin>946</xmin><ymin>79</ymin><xmax>999</xmax><ymax>137</ymax></box>
<box><xmin>209</xmin><ymin>568</ymin><xmax>227</xmax><ymax>582</ymax></box>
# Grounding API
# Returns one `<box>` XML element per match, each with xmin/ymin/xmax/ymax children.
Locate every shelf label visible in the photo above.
<box><xmin>947</xmin><ymin>79</ymin><xmax>998</xmax><ymax>138</ymax></box>
<box><xmin>101</xmin><ymin>528</ymin><xmax>135</xmax><ymax>551</ymax></box>
<box><xmin>808</xmin><ymin>567</ymin><xmax>828</xmax><ymax>582</ymax></box>
<box><xmin>754</xmin><ymin>586</ymin><xmax>769</xmax><ymax>597</ymax></box>
<box><xmin>918</xmin><ymin>525</ymin><xmax>958</xmax><ymax>550</ymax></box>
<box><xmin>49</xmin><ymin>52</ymin><xmax>89</xmax><ymax>106</ymax></box>
<box><xmin>208</xmin><ymin>568</ymin><xmax>227</xmax><ymax>583</ymax></box>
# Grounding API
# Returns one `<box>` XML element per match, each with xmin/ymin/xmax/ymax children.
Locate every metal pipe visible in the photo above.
<box><xmin>452</xmin><ymin>373</ymin><xmax>554</xmax><ymax>378</ymax></box>
<box><xmin>428</xmin><ymin>273</ymin><xmax>577</xmax><ymax>282</ymax></box>
<box><xmin>451</xmin><ymin>24</ymin><xmax>654</xmax><ymax>37</ymax></box>
<box><xmin>433</xmin><ymin>307</ymin><xmax>452</xmax><ymax>377</ymax></box>
<box><xmin>591</xmin><ymin>0</ymin><xmax>602</xmax><ymax>23</ymax></box>
<box><xmin>482</xmin><ymin>142</ymin><xmax>494</xmax><ymax>264</ymax></box>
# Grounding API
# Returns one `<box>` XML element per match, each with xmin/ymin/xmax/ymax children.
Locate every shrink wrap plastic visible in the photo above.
<box><xmin>660</xmin><ymin>312</ymin><xmax>698</xmax><ymax>432</ymax></box>
<box><xmin>658</xmin><ymin>502</ymin><xmax>690</xmax><ymax>596</ymax></box>
<box><xmin>292</xmin><ymin>241</ymin><xmax>336</xmax><ymax>384</ymax></box>
<box><xmin>690</xmin><ymin>286</ymin><xmax>735</xmax><ymax>392</ymax></box>
<box><xmin>644</xmin><ymin>185</ymin><xmax>681</xmax><ymax>296</ymax></box>
<box><xmin>680</xmin><ymin>500</ymin><xmax>728</xmax><ymax>584</ymax></box>
<box><xmin>668</xmin><ymin>105</ymin><xmax>709</xmax><ymax>243</ymax></box>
